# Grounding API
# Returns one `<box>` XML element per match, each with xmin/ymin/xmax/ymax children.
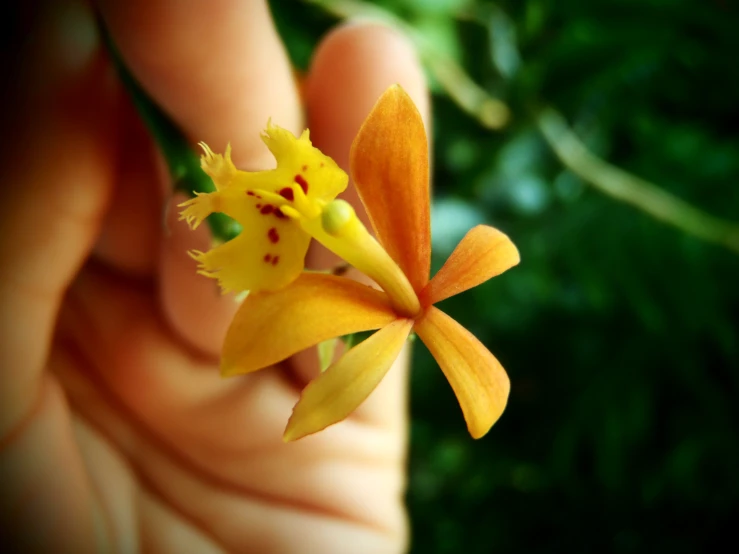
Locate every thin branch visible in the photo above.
<box><xmin>308</xmin><ymin>0</ymin><xmax>739</xmax><ymax>255</ymax></box>
<box><xmin>537</xmin><ymin>108</ymin><xmax>739</xmax><ymax>253</ymax></box>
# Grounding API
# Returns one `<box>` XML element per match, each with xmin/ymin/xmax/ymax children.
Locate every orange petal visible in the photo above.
<box><xmin>422</xmin><ymin>225</ymin><xmax>520</xmax><ymax>305</ymax></box>
<box><xmin>284</xmin><ymin>318</ymin><xmax>413</xmax><ymax>441</ymax></box>
<box><xmin>350</xmin><ymin>85</ymin><xmax>430</xmax><ymax>293</ymax></box>
<box><xmin>414</xmin><ymin>306</ymin><xmax>510</xmax><ymax>439</ymax></box>
<box><xmin>221</xmin><ymin>273</ymin><xmax>396</xmax><ymax>376</ymax></box>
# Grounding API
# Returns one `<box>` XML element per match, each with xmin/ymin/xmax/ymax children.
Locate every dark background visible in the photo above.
<box><xmin>271</xmin><ymin>1</ymin><xmax>739</xmax><ymax>552</ymax></box>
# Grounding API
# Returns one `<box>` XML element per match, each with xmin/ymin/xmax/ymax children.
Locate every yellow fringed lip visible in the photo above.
<box><xmin>178</xmin><ymin>121</ymin><xmax>348</xmax><ymax>294</ymax></box>
<box><xmin>181</xmin><ymin>85</ymin><xmax>521</xmax><ymax>442</ymax></box>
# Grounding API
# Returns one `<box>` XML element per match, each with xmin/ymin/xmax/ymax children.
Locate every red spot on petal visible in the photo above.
<box><xmin>247</xmin><ymin>191</ymin><xmax>255</xmax><ymax>196</ymax></box>
<box><xmin>256</xmin><ymin>203</ymin><xmax>262</xmax><ymax>209</ymax></box>
<box><xmin>260</xmin><ymin>204</ymin><xmax>274</xmax><ymax>215</ymax></box>
<box><xmin>275</xmin><ymin>208</ymin><xmax>287</xmax><ymax>219</ymax></box>
<box><xmin>272</xmin><ymin>255</ymin><xmax>280</xmax><ymax>265</ymax></box>
<box><xmin>302</xmin><ymin>165</ymin><xmax>308</xmax><ymax>171</ymax></box>
<box><xmin>268</xmin><ymin>228</ymin><xmax>280</xmax><ymax>243</ymax></box>
<box><xmin>279</xmin><ymin>187</ymin><xmax>294</xmax><ymax>201</ymax></box>
<box><xmin>294</xmin><ymin>174</ymin><xmax>309</xmax><ymax>194</ymax></box>
<box><xmin>256</xmin><ymin>195</ymin><xmax>262</xmax><ymax>199</ymax></box>
<box><xmin>264</xmin><ymin>254</ymin><xmax>272</xmax><ymax>263</ymax></box>
<box><xmin>320</xmin><ymin>162</ymin><xmax>325</xmax><ymax>167</ymax></box>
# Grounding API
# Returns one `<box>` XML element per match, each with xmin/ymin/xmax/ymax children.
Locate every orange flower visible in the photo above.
<box><xmin>208</xmin><ymin>86</ymin><xmax>520</xmax><ymax>441</ymax></box>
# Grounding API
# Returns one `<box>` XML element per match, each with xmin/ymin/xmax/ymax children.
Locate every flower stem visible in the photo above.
<box><xmin>536</xmin><ymin>108</ymin><xmax>739</xmax><ymax>254</ymax></box>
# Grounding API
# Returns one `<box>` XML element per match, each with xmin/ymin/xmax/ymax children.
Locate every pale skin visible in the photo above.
<box><xmin>0</xmin><ymin>1</ymin><xmax>429</xmax><ymax>552</ymax></box>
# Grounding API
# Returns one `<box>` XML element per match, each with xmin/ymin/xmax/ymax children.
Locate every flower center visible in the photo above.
<box><xmin>314</xmin><ymin>200</ymin><xmax>421</xmax><ymax>317</ymax></box>
<box><xmin>251</xmin><ymin>178</ymin><xmax>323</xmax><ymax>221</ymax></box>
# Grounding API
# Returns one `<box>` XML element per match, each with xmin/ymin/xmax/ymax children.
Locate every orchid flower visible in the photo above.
<box><xmin>178</xmin><ymin>122</ymin><xmax>349</xmax><ymax>293</ymax></box>
<box><xmin>180</xmin><ymin>86</ymin><xmax>520</xmax><ymax>441</ymax></box>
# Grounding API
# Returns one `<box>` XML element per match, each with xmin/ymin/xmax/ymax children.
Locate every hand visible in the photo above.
<box><xmin>0</xmin><ymin>1</ymin><xmax>428</xmax><ymax>552</ymax></box>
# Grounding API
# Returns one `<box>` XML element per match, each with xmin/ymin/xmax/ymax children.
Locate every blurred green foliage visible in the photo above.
<box><xmin>271</xmin><ymin>1</ymin><xmax>739</xmax><ymax>552</ymax></box>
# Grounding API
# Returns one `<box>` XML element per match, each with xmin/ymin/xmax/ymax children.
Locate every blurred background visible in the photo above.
<box><xmin>272</xmin><ymin>1</ymin><xmax>739</xmax><ymax>552</ymax></box>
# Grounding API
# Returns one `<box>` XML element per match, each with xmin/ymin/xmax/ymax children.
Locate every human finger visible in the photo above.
<box><xmin>98</xmin><ymin>0</ymin><xmax>303</xmax><ymax>356</ymax></box>
<box><xmin>92</xmin><ymin>100</ymin><xmax>163</xmax><ymax>277</ymax></box>
<box><xmin>294</xmin><ymin>22</ymin><xmax>429</xmax><ymax>424</ymax></box>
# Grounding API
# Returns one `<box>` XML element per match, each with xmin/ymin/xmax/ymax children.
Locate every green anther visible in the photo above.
<box><xmin>321</xmin><ymin>199</ymin><xmax>356</xmax><ymax>237</ymax></box>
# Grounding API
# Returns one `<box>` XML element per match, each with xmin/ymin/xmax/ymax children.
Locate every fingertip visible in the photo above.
<box><xmin>298</xmin><ymin>22</ymin><xmax>424</xmax><ymax>429</ymax></box>
<box><xmin>306</xmin><ymin>21</ymin><xmax>429</xmax><ymax>169</ymax></box>
<box><xmin>99</xmin><ymin>0</ymin><xmax>302</xmax><ymax>167</ymax></box>
<box><xmin>304</xmin><ymin>21</ymin><xmax>429</xmax><ymax>271</ymax></box>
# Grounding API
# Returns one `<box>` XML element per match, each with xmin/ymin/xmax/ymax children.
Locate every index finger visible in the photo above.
<box><xmin>99</xmin><ymin>0</ymin><xmax>301</xmax><ymax>164</ymax></box>
<box><xmin>99</xmin><ymin>0</ymin><xmax>302</xmax><ymax>355</ymax></box>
